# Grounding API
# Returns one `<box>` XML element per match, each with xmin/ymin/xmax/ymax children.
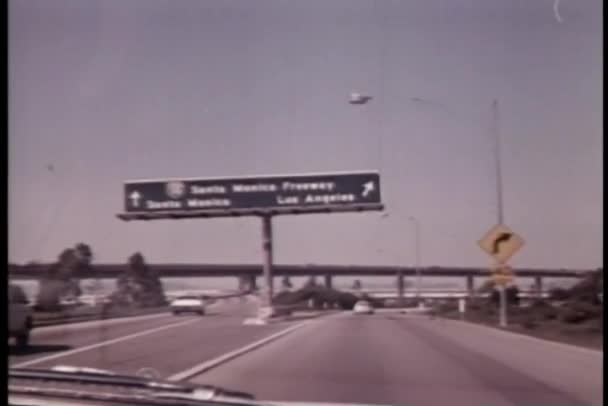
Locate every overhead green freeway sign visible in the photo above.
<box><xmin>118</xmin><ymin>171</ymin><xmax>383</xmax><ymax>220</ymax></box>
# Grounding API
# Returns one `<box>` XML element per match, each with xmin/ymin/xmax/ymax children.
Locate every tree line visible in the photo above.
<box><xmin>34</xmin><ymin>243</ymin><xmax>166</xmax><ymax>311</ymax></box>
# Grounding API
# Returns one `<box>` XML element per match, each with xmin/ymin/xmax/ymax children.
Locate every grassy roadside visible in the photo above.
<box><xmin>439</xmin><ymin>308</ymin><xmax>603</xmax><ymax>351</ymax></box>
<box><xmin>433</xmin><ymin>270</ymin><xmax>604</xmax><ymax>351</ymax></box>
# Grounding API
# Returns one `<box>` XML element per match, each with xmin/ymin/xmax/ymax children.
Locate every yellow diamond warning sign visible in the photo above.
<box><xmin>478</xmin><ymin>224</ymin><xmax>525</xmax><ymax>264</ymax></box>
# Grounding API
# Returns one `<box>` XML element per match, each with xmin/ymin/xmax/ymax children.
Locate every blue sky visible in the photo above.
<box><xmin>9</xmin><ymin>0</ymin><xmax>602</xmax><ymax>269</ymax></box>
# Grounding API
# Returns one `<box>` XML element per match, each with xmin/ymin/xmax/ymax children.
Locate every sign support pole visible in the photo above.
<box><xmin>261</xmin><ymin>214</ymin><xmax>274</xmax><ymax>311</ymax></box>
<box><xmin>498</xmin><ymin>271</ymin><xmax>507</xmax><ymax>328</ymax></box>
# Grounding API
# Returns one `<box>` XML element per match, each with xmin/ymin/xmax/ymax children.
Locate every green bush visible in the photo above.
<box><xmin>549</xmin><ymin>287</ymin><xmax>571</xmax><ymax>301</ymax></box>
<box><xmin>273</xmin><ymin>286</ymin><xmax>360</xmax><ymax>310</ymax></box>
<box><xmin>566</xmin><ymin>270</ymin><xmax>602</xmax><ymax>304</ymax></box>
<box><xmin>560</xmin><ymin>308</ymin><xmax>588</xmax><ymax>324</ymax></box>
<box><xmin>520</xmin><ymin>315</ymin><xmax>538</xmax><ymax>329</ymax></box>
<box><xmin>468</xmin><ymin>300</ymin><xmax>484</xmax><ymax>312</ymax></box>
<box><xmin>529</xmin><ymin>300</ymin><xmax>558</xmax><ymax>320</ymax></box>
<box><xmin>337</xmin><ymin>292</ymin><xmax>359</xmax><ymax>310</ymax></box>
<box><xmin>568</xmin><ymin>301</ymin><xmax>602</xmax><ymax>318</ymax></box>
<box><xmin>542</xmin><ymin>308</ymin><xmax>558</xmax><ymax>320</ymax></box>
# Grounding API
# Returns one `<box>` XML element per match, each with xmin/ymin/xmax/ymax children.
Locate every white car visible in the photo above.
<box><xmin>170</xmin><ymin>295</ymin><xmax>206</xmax><ymax>315</ymax></box>
<box><xmin>9</xmin><ymin>284</ymin><xmax>33</xmax><ymax>348</ymax></box>
<box><xmin>59</xmin><ymin>297</ymin><xmax>83</xmax><ymax>308</ymax></box>
<box><xmin>353</xmin><ymin>300</ymin><xmax>374</xmax><ymax>315</ymax></box>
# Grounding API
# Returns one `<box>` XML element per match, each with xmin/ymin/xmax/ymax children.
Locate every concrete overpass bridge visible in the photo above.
<box><xmin>9</xmin><ymin>263</ymin><xmax>592</xmax><ymax>297</ymax></box>
<box><xmin>8</xmin><ymin>263</ymin><xmax>590</xmax><ymax>279</ymax></box>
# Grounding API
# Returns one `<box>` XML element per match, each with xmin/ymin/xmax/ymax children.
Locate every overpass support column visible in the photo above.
<box><xmin>324</xmin><ymin>275</ymin><xmax>333</xmax><ymax>289</ymax></box>
<box><xmin>397</xmin><ymin>271</ymin><xmax>405</xmax><ymax>307</ymax></box>
<box><xmin>534</xmin><ymin>276</ymin><xmax>543</xmax><ymax>299</ymax></box>
<box><xmin>466</xmin><ymin>275</ymin><xmax>475</xmax><ymax>299</ymax></box>
<box><xmin>242</xmin><ymin>275</ymin><xmax>257</xmax><ymax>292</ymax></box>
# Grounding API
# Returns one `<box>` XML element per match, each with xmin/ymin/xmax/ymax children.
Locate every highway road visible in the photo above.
<box><xmin>9</xmin><ymin>297</ymin><xmax>299</xmax><ymax>377</ymax></box>
<box><xmin>194</xmin><ymin>313</ymin><xmax>602</xmax><ymax>406</ymax></box>
<box><xmin>9</xmin><ymin>300</ymin><xmax>603</xmax><ymax>406</ymax></box>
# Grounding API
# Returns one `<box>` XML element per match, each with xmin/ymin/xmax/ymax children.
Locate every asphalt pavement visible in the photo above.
<box><xmin>9</xmin><ymin>297</ymin><xmax>299</xmax><ymax>377</ymax></box>
<box><xmin>9</xmin><ymin>302</ymin><xmax>603</xmax><ymax>406</ymax></box>
<box><xmin>192</xmin><ymin>313</ymin><xmax>603</xmax><ymax>406</ymax></box>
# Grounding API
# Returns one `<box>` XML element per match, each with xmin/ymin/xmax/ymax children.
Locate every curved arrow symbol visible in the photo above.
<box><xmin>492</xmin><ymin>232</ymin><xmax>512</xmax><ymax>254</ymax></box>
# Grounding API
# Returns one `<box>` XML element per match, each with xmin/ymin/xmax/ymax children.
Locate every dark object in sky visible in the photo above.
<box><xmin>349</xmin><ymin>92</ymin><xmax>372</xmax><ymax>105</ymax></box>
<box><xmin>492</xmin><ymin>232</ymin><xmax>513</xmax><ymax>254</ymax></box>
<box><xmin>46</xmin><ymin>164</ymin><xmax>54</xmax><ymax>172</ymax></box>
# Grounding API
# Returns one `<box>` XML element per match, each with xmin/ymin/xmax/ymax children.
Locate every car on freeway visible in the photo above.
<box><xmin>59</xmin><ymin>296</ymin><xmax>83</xmax><ymax>308</ymax></box>
<box><xmin>9</xmin><ymin>284</ymin><xmax>33</xmax><ymax>348</ymax></box>
<box><xmin>353</xmin><ymin>300</ymin><xmax>374</xmax><ymax>315</ymax></box>
<box><xmin>170</xmin><ymin>295</ymin><xmax>206</xmax><ymax>315</ymax></box>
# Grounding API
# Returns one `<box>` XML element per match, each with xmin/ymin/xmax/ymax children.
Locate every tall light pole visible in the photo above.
<box><xmin>408</xmin><ymin>216</ymin><xmax>422</xmax><ymax>301</ymax></box>
<box><xmin>492</xmin><ymin>100</ymin><xmax>508</xmax><ymax>328</ymax></box>
<box><xmin>379</xmin><ymin>212</ymin><xmax>406</xmax><ymax>306</ymax></box>
<box><xmin>412</xmin><ymin>97</ymin><xmax>508</xmax><ymax>327</ymax></box>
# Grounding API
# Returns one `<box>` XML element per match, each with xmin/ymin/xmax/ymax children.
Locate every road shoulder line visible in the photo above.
<box><xmin>167</xmin><ymin>320</ymin><xmax>312</xmax><ymax>382</ymax></box>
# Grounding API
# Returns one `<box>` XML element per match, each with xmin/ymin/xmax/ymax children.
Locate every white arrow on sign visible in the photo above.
<box><xmin>362</xmin><ymin>181</ymin><xmax>375</xmax><ymax>197</ymax></box>
<box><xmin>129</xmin><ymin>191</ymin><xmax>141</xmax><ymax>207</ymax></box>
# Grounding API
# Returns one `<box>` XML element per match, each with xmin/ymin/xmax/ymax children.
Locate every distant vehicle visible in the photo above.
<box><xmin>353</xmin><ymin>300</ymin><xmax>374</xmax><ymax>315</ymax></box>
<box><xmin>9</xmin><ymin>284</ymin><xmax>33</xmax><ymax>348</ymax></box>
<box><xmin>59</xmin><ymin>297</ymin><xmax>83</xmax><ymax>308</ymax></box>
<box><xmin>348</xmin><ymin>92</ymin><xmax>372</xmax><ymax>105</ymax></box>
<box><xmin>79</xmin><ymin>295</ymin><xmax>111</xmax><ymax>307</ymax></box>
<box><xmin>170</xmin><ymin>296</ymin><xmax>206</xmax><ymax>315</ymax></box>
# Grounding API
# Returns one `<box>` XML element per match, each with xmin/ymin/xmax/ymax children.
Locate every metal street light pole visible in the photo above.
<box><xmin>492</xmin><ymin>100</ymin><xmax>508</xmax><ymax>328</ymax></box>
<box><xmin>412</xmin><ymin>97</ymin><xmax>507</xmax><ymax>327</ymax></box>
<box><xmin>408</xmin><ymin>216</ymin><xmax>421</xmax><ymax>301</ymax></box>
<box><xmin>379</xmin><ymin>212</ymin><xmax>406</xmax><ymax>307</ymax></box>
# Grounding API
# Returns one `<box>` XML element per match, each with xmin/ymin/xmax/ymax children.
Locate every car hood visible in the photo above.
<box><xmin>265</xmin><ymin>402</ymin><xmax>388</xmax><ymax>406</ymax></box>
<box><xmin>9</xmin><ymin>395</ymin><xmax>389</xmax><ymax>406</ymax></box>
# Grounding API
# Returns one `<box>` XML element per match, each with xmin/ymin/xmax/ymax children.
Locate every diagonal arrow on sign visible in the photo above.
<box><xmin>362</xmin><ymin>181</ymin><xmax>375</xmax><ymax>197</ymax></box>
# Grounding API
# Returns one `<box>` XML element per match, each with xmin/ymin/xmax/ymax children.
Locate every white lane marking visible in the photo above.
<box><xmin>13</xmin><ymin>318</ymin><xmax>201</xmax><ymax>368</ymax></box>
<box><xmin>439</xmin><ymin>317</ymin><xmax>603</xmax><ymax>357</ymax></box>
<box><xmin>167</xmin><ymin>320</ymin><xmax>311</xmax><ymax>381</ymax></box>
